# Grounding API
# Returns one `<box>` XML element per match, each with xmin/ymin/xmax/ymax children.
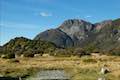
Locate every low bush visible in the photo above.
<box><xmin>3</xmin><ymin>53</ymin><xmax>15</xmax><ymax>59</ymax></box>
<box><xmin>23</xmin><ymin>52</ymin><xmax>34</xmax><ymax>57</ymax></box>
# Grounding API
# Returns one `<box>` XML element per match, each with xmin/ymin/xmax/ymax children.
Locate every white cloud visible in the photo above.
<box><xmin>85</xmin><ymin>15</ymin><xmax>92</xmax><ymax>18</ymax></box>
<box><xmin>39</xmin><ymin>12</ymin><xmax>52</xmax><ymax>17</ymax></box>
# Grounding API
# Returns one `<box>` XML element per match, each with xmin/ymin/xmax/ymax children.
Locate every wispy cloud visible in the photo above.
<box><xmin>85</xmin><ymin>15</ymin><xmax>92</xmax><ymax>18</ymax></box>
<box><xmin>39</xmin><ymin>12</ymin><xmax>52</xmax><ymax>17</ymax></box>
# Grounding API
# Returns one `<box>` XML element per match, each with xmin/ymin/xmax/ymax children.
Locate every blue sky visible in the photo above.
<box><xmin>0</xmin><ymin>0</ymin><xmax>120</xmax><ymax>45</ymax></box>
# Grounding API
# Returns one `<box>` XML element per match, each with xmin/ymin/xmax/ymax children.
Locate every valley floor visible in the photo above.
<box><xmin>0</xmin><ymin>55</ymin><xmax>120</xmax><ymax>80</ymax></box>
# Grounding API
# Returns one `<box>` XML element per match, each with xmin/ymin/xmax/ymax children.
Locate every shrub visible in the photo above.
<box><xmin>84</xmin><ymin>44</ymin><xmax>96</xmax><ymax>53</ymax></box>
<box><xmin>23</xmin><ymin>51</ymin><xmax>34</xmax><ymax>57</ymax></box>
<box><xmin>74</xmin><ymin>48</ymin><xmax>87</xmax><ymax>57</ymax></box>
<box><xmin>53</xmin><ymin>49</ymin><xmax>71</xmax><ymax>57</ymax></box>
<box><xmin>108</xmin><ymin>49</ymin><xmax>120</xmax><ymax>56</ymax></box>
<box><xmin>3</xmin><ymin>53</ymin><xmax>15</xmax><ymax>59</ymax></box>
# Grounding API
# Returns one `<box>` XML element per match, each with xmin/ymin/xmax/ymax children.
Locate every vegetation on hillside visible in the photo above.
<box><xmin>0</xmin><ymin>37</ymin><xmax>56</xmax><ymax>58</ymax></box>
<box><xmin>0</xmin><ymin>37</ymin><xmax>120</xmax><ymax>59</ymax></box>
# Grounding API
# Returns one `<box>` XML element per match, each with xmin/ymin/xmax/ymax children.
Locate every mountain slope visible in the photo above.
<box><xmin>34</xmin><ymin>19</ymin><xmax>95</xmax><ymax>47</ymax></box>
<box><xmin>59</xmin><ymin>19</ymin><xmax>95</xmax><ymax>46</ymax></box>
<box><xmin>34</xmin><ymin>29</ymin><xmax>74</xmax><ymax>48</ymax></box>
<box><xmin>93</xmin><ymin>18</ymin><xmax>120</xmax><ymax>51</ymax></box>
<box><xmin>34</xmin><ymin>18</ymin><xmax>120</xmax><ymax>54</ymax></box>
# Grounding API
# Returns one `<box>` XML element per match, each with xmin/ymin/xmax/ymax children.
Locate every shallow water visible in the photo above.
<box><xmin>26</xmin><ymin>70</ymin><xmax>70</xmax><ymax>80</ymax></box>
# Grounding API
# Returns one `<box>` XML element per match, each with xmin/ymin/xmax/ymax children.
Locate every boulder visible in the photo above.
<box><xmin>100</xmin><ymin>67</ymin><xmax>110</xmax><ymax>74</ymax></box>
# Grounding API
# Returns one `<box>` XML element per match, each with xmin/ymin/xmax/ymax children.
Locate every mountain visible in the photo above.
<box><xmin>93</xmin><ymin>18</ymin><xmax>120</xmax><ymax>52</ymax></box>
<box><xmin>59</xmin><ymin>19</ymin><xmax>95</xmax><ymax>46</ymax></box>
<box><xmin>34</xmin><ymin>18</ymin><xmax>120</xmax><ymax>54</ymax></box>
<box><xmin>34</xmin><ymin>29</ymin><xmax>73</xmax><ymax>48</ymax></box>
<box><xmin>34</xmin><ymin>19</ymin><xmax>95</xmax><ymax>47</ymax></box>
<box><xmin>1</xmin><ymin>18</ymin><xmax>120</xmax><ymax>56</ymax></box>
<box><xmin>94</xmin><ymin>20</ymin><xmax>112</xmax><ymax>31</ymax></box>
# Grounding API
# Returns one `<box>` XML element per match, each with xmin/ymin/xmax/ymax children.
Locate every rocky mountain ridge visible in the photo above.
<box><xmin>34</xmin><ymin>18</ymin><xmax>120</xmax><ymax>51</ymax></box>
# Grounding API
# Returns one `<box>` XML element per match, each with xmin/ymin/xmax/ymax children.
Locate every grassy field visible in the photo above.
<box><xmin>0</xmin><ymin>55</ymin><xmax>120</xmax><ymax>80</ymax></box>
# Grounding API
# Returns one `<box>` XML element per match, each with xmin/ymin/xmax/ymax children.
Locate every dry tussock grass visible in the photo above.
<box><xmin>0</xmin><ymin>55</ymin><xmax>120</xmax><ymax>79</ymax></box>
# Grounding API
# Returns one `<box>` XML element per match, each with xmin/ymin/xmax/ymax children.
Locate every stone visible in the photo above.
<box><xmin>15</xmin><ymin>54</ymin><xmax>20</xmax><ymax>58</ymax></box>
<box><xmin>100</xmin><ymin>67</ymin><xmax>110</xmax><ymax>74</ymax></box>
<box><xmin>1</xmin><ymin>55</ymin><xmax>6</xmax><ymax>58</ymax></box>
<box><xmin>42</xmin><ymin>54</ymin><xmax>50</xmax><ymax>57</ymax></box>
<box><xmin>118</xmin><ymin>37</ymin><xmax>120</xmax><ymax>41</ymax></box>
<box><xmin>34</xmin><ymin>54</ymin><xmax>42</xmax><ymax>57</ymax></box>
<box><xmin>20</xmin><ymin>54</ymin><xmax>24</xmax><ymax>58</ymax></box>
<box><xmin>98</xmin><ymin>77</ymin><xmax>106</xmax><ymax>80</ymax></box>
